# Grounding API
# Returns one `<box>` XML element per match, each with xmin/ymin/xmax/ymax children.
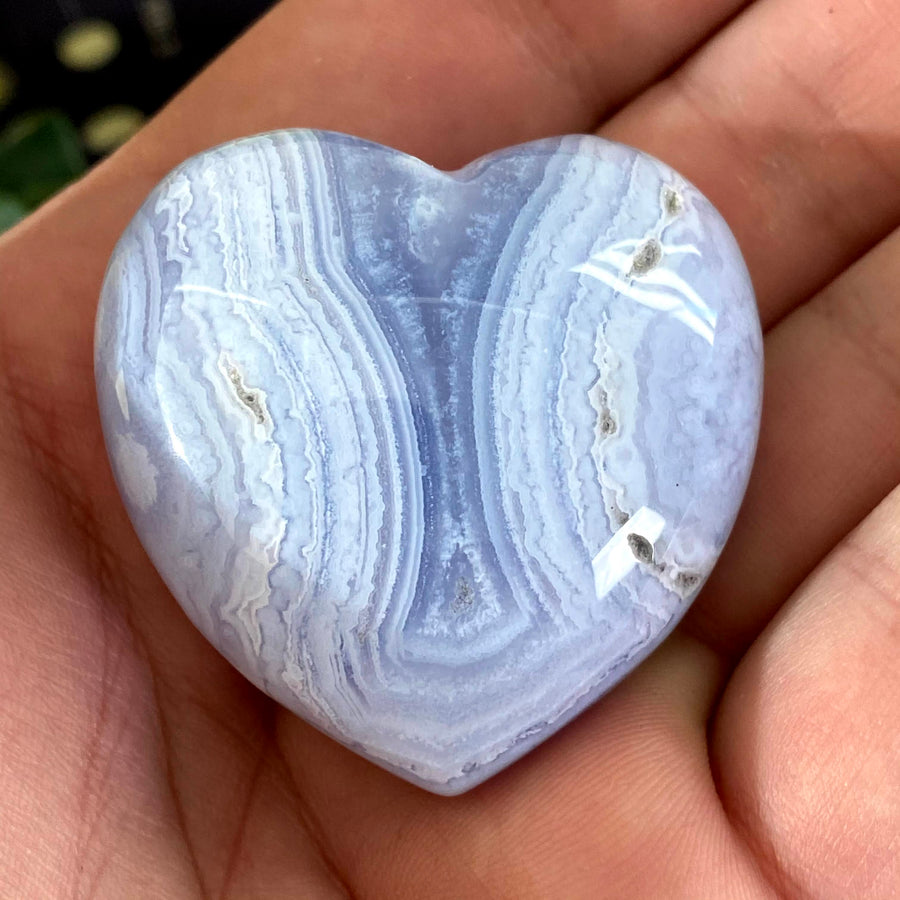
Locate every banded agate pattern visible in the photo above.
<box><xmin>95</xmin><ymin>130</ymin><xmax>762</xmax><ymax>793</ymax></box>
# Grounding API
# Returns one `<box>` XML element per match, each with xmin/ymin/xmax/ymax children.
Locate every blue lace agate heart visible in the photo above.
<box><xmin>95</xmin><ymin>130</ymin><xmax>762</xmax><ymax>794</ymax></box>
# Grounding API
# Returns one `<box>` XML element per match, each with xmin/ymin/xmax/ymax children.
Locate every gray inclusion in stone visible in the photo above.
<box><xmin>94</xmin><ymin>129</ymin><xmax>763</xmax><ymax>794</ymax></box>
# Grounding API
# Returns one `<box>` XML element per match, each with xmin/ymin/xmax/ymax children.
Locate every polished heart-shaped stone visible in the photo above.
<box><xmin>95</xmin><ymin>130</ymin><xmax>762</xmax><ymax>794</ymax></box>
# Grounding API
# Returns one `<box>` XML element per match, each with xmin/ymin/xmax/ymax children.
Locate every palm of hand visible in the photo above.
<box><xmin>1</xmin><ymin>1</ymin><xmax>899</xmax><ymax>897</ymax></box>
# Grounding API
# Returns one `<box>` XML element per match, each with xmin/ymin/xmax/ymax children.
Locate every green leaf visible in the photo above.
<box><xmin>0</xmin><ymin>110</ymin><xmax>88</xmax><ymax>209</ymax></box>
<box><xmin>0</xmin><ymin>191</ymin><xmax>27</xmax><ymax>233</ymax></box>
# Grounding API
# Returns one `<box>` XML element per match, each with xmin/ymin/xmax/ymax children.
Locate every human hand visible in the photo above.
<box><xmin>1</xmin><ymin>1</ymin><xmax>898</xmax><ymax>896</ymax></box>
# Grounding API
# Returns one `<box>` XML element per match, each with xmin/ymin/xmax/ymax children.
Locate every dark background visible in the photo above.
<box><xmin>0</xmin><ymin>0</ymin><xmax>276</xmax><ymax>230</ymax></box>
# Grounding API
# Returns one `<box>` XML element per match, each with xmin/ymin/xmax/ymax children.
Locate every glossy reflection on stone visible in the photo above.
<box><xmin>95</xmin><ymin>130</ymin><xmax>763</xmax><ymax>794</ymax></box>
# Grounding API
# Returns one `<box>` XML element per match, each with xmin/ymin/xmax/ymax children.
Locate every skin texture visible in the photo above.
<box><xmin>0</xmin><ymin>0</ymin><xmax>898</xmax><ymax>896</ymax></box>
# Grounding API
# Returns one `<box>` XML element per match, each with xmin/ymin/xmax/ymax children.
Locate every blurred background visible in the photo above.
<box><xmin>0</xmin><ymin>0</ymin><xmax>276</xmax><ymax>233</ymax></box>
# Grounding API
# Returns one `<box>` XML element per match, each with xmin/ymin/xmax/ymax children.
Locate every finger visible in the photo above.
<box><xmin>593</xmin><ymin>0</ymin><xmax>900</xmax><ymax>654</ymax></box>
<box><xmin>140</xmin><ymin>0</ymin><xmax>754</xmax><ymax>171</ymax></box>
<box><xmin>713</xmin><ymin>484</ymin><xmax>900</xmax><ymax>898</ymax></box>
<box><xmin>600</xmin><ymin>0</ymin><xmax>900</xmax><ymax>328</ymax></box>
<box><xmin>686</xmin><ymin>222</ymin><xmax>900</xmax><ymax>654</ymax></box>
<box><xmin>279</xmin><ymin>635</ymin><xmax>773</xmax><ymax>898</ymax></box>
